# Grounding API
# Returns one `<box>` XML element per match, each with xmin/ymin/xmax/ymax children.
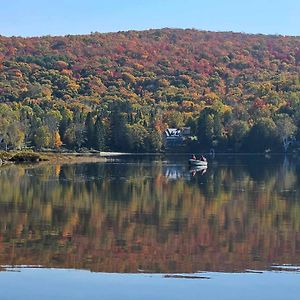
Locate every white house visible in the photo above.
<box><xmin>164</xmin><ymin>127</ymin><xmax>191</xmax><ymax>148</ymax></box>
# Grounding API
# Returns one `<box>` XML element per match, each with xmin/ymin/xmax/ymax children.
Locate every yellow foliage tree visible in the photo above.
<box><xmin>53</xmin><ymin>131</ymin><xmax>62</xmax><ymax>149</ymax></box>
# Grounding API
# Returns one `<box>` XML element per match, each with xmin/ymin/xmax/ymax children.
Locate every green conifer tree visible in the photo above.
<box><xmin>94</xmin><ymin>115</ymin><xmax>106</xmax><ymax>151</ymax></box>
<box><xmin>85</xmin><ymin>112</ymin><xmax>94</xmax><ymax>149</ymax></box>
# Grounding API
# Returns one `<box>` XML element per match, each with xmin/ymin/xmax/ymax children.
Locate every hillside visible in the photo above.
<box><xmin>1</xmin><ymin>28</ymin><xmax>300</xmax><ymax>152</ymax></box>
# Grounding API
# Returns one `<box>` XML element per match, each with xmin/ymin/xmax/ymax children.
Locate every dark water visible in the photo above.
<box><xmin>0</xmin><ymin>155</ymin><xmax>300</xmax><ymax>300</ymax></box>
<box><xmin>0</xmin><ymin>154</ymin><xmax>300</xmax><ymax>273</ymax></box>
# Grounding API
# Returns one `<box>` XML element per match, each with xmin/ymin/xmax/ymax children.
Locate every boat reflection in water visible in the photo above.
<box><xmin>189</xmin><ymin>165</ymin><xmax>207</xmax><ymax>176</ymax></box>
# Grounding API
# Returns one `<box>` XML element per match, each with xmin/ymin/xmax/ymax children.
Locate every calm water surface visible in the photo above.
<box><xmin>0</xmin><ymin>155</ymin><xmax>300</xmax><ymax>299</ymax></box>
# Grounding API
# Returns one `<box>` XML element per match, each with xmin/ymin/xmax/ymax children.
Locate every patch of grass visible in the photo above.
<box><xmin>10</xmin><ymin>152</ymin><xmax>48</xmax><ymax>163</ymax></box>
<box><xmin>0</xmin><ymin>151</ymin><xmax>13</xmax><ymax>161</ymax></box>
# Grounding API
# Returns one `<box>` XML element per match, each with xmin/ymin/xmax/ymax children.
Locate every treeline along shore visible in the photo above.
<box><xmin>1</xmin><ymin>29</ymin><xmax>300</xmax><ymax>153</ymax></box>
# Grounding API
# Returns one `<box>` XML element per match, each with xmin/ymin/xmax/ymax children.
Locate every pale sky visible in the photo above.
<box><xmin>0</xmin><ymin>0</ymin><xmax>299</xmax><ymax>37</ymax></box>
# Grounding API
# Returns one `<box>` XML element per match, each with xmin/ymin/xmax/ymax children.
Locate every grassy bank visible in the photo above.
<box><xmin>0</xmin><ymin>151</ymin><xmax>109</xmax><ymax>165</ymax></box>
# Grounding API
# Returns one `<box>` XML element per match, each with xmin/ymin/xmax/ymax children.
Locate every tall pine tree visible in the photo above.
<box><xmin>85</xmin><ymin>112</ymin><xmax>94</xmax><ymax>149</ymax></box>
<box><xmin>94</xmin><ymin>115</ymin><xmax>106</xmax><ymax>151</ymax></box>
<box><xmin>109</xmin><ymin>106</ymin><xmax>128</xmax><ymax>151</ymax></box>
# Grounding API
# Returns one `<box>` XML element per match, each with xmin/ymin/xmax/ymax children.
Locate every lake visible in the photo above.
<box><xmin>0</xmin><ymin>154</ymin><xmax>300</xmax><ymax>299</ymax></box>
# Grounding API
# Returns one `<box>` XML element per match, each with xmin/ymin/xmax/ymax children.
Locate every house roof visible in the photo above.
<box><xmin>165</xmin><ymin>128</ymin><xmax>181</xmax><ymax>137</ymax></box>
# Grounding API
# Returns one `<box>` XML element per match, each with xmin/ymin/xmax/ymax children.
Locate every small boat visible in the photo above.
<box><xmin>189</xmin><ymin>159</ymin><xmax>208</xmax><ymax>167</ymax></box>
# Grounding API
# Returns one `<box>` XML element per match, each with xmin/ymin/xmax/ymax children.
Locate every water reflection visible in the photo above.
<box><xmin>0</xmin><ymin>155</ymin><xmax>300</xmax><ymax>273</ymax></box>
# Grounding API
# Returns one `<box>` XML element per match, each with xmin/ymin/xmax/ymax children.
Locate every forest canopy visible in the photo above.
<box><xmin>0</xmin><ymin>28</ymin><xmax>300</xmax><ymax>152</ymax></box>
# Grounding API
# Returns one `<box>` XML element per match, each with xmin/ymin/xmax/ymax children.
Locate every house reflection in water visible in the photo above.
<box><xmin>163</xmin><ymin>164</ymin><xmax>207</xmax><ymax>180</ymax></box>
<box><xmin>163</xmin><ymin>165</ymin><xmax>185</xmax><ymax>180</ymax></box>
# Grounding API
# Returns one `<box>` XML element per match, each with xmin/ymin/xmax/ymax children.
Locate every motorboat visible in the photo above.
<box><xmin>188</xmin><ymin>159</ymin><xmax>208</xmax><ymax>167</ymax></box>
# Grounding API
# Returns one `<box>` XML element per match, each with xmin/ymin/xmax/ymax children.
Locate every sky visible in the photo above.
<box><xmin>0</xmin><ymin>0</ymin><xmax>299</xmax><ymax>37</ymax></box>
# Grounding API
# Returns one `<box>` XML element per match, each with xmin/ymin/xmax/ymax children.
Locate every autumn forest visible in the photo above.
<box><xmin>1</xmin><ymin>28</ymin><xmax>300</xmax><ymax>152</ymax></box>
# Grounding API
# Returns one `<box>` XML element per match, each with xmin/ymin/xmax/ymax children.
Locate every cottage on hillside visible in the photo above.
<box><xmin>164</xmin><ymin>127</ymin><xmax>191</xmax><ymax>148</ymax></box>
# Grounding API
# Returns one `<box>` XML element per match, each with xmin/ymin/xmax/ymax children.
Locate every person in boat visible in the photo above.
<box><xmin>191</xmin><ymin>154</ymin><xmax>196</xmax><ymax>160</ymax></box>
<box><xmin>200</xmin><ymin>155</ymin><xmax>207</xmax><ymax>162</ymax></box>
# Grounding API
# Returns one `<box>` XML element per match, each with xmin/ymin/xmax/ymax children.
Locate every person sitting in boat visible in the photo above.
<box><xmin>200</xmin><ymin>155</ymin><xmax>207</xmax><ymax>162</ymax></box>
<box><xmin>191</xmin><ymin>154</ymin><xmax>196</xmax><ymax>160</ymax></box>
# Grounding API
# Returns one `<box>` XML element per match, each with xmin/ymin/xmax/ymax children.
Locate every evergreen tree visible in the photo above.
<box><xmin>197</xmin><ymin>108</ymin><xmax>215</xmax><ymax>148</ymax></box>
<box><xmin>246</xmin><ymin>118</ymin><xmax>277</xmax><ymax>152</ymax></box>
<box><xmin>94</xmin><ymin>115</ymin><xmax>106</xmax><ymax>151</ymax></box>
<box><xmin>109</xmin><ymin>106</ymin><xmax>128</xmax><ymax>151</ymax></box>
<box><xmin>85</xmin><ymin>112</ymin><xmax>94</xmax><ymax>149</ymax></box>
<box><xmin>59</xmin><ymin>108</ymin><xmax>73</xmax><ymax>142</ymax></box>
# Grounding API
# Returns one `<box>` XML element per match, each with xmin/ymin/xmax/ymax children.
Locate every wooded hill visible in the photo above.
<box><xmin>1</xmin><ymin>28</ymin><xmax>300</xmax><ymax>152</ymax></box>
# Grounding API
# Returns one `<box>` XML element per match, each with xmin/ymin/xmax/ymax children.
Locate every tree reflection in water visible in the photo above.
<box><xmin>0</xmin><ymin>155</ymin><xmax>300</xmax><ymax>273</ymax></box>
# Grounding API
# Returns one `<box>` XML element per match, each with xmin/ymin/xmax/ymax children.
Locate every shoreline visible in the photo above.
<box><xmin>0</xmin><ymin>151</ymin><xmax>295</xmax><ymax>166</ymax></box>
